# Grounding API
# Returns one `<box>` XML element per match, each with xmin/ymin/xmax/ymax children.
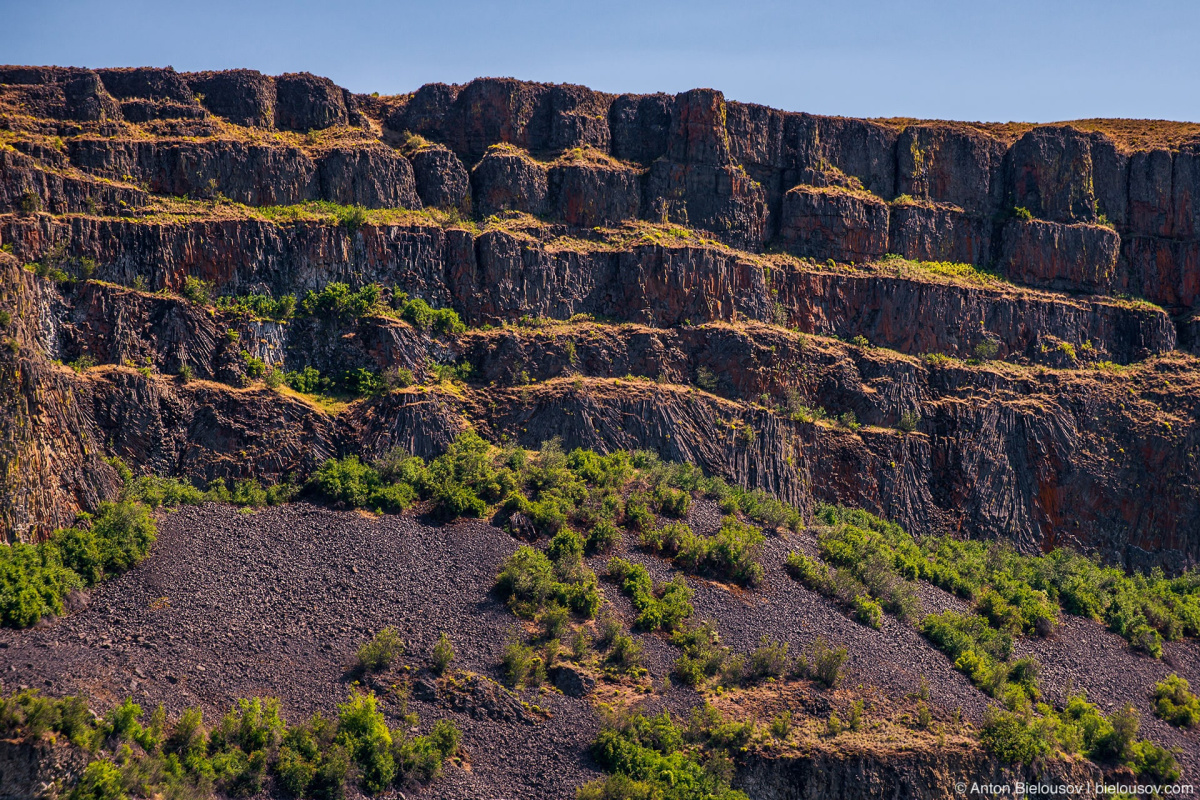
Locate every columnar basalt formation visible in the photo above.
<box><xmin>0</xmin><ymin>64</ymin><xmax>1198</xmax><ymax>569</ymax></box>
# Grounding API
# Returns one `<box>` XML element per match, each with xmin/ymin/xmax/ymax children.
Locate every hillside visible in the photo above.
<box><xmin>0</xmin><ymin>65</ymin><xmax>1198</xmax><ymax>799</ymax></box>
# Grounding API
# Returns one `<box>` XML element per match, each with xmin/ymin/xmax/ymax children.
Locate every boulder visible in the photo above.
<box><xmin>1121</xmin><ymin>236</ymin><xmax>1200</xmax><ymax>308</ymax></box>
<box><xmin>998</xmin><ymin>219</ymin><xmax>1120</xmax><ymax>294</ymax></box>
<box><xmin>778</xmin><ymin>186</ymin><xmax>889</xmax><ymax>263</ymax></box>
<box><xmin>411</xmin><ymin>145</ymin><xmax>470</xmax><ymax>210</ymax></box>
<box><xmin>274</xmin><ymin>72</ymin><xmax>352</xmax><ymax>131</ymax></box>
<box><xmin>0</xmin><ymin>68</ymin><xmax>122</xmax><ymax>123</ymax></box>
<box><xmin>887</xmin><ymin>201</ymin><xmax>992</xmax><ymax>265</ymax></box>
<box><xmin>1004</xmin><ymin>126</ymin><xmax>1096</xmax><ymax>223</ymax></box>
<box><xmin>548</xmin><ymin>160</ymin><xmax>641</xmax><ymax>226</ymax></box>
<box><xmin>471</xmin><ymin>146</ymin><xmax>548</xmax><ymax>217</ymax></box>
<box><xmin>896</xmin><ymin>124</ymin><xmax>1004</xmax><ymax>214</ymax></box>
<box><xmin>316</xmin><ymin>145</ymin><xmax>421</xmax><ymax>209</ymax></box>
<box><xmin>395</xmin><ymin>78</ymin><xmax>610</xmax><ymax>163</ymax></box>
<box><xmin>185</xmin><ymin>69</ymin><xmax>276</xmax><ymax>127</ymax></box>
<box><xmin>609</xmin><ymin>93</ymin><xmax>673</xmax><ymax>164</ymax></box>
<box><xmin>787</xmin><ymin>114</ymin><xmax>898</xmax><ymax>198</ymax></box>
<box><xmin>96</xmin><ymin>67</ymin><xmax>195</xmax><ymax>103</ymax></box>
<box><xmin>666</xmin><ymin>88</ymin><xmax>731</xmax><ymax>165</ymax></box>
<box><xmin>553</xmin><ymin>663</ymin><xmax>596</xmax><ymax>697</ymax></box>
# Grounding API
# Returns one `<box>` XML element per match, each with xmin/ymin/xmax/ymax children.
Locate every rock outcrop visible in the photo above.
<box><xmin>2</xmin><ymin>64</ymin><xmax>1200</xmax><ymax>570</ymax></box>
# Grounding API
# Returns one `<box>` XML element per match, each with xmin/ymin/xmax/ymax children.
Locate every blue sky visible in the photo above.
<box><xmin>2</xmin><ymin>0</ymin><xmax>1198</xmax><ymax>123</ymax></box>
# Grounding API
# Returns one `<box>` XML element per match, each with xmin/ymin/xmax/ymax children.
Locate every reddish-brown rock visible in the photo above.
<box><xmin>1005</xmin><ymin>126</ymin><xmax>1096</xmax><ymax>223</ymax></box>
<box><xmin>779</xmin><ymin>186</ymin><xmax>890</xmax><ymax>263</ymax></box>
<box><xmin>471</xmin><ymin>146</ymin><xmax>548</xmax><ymax>217</ymax></box>
<box><xmin>998</xmin><ymin>219</ymin><xmax>1120</xmax><ymax>294</ymax></box>
<box><xmin>887</xmin><ymin>202</ymin><xmax>992</xmax><ymax>265</ymax></box>
<box><xmin>410</xmin><ymin>145</ymin><xmax>470</xmax><ymax>210</ymax></box>
<box><xmin>547</xmin><ymin>159</ymin><xmax>641</xmax><ymax>227</ymax></box>
<box><xmin>183</xmin><ymin>69</ymin><xmax>276</xmax><ymax>127</ymax></box>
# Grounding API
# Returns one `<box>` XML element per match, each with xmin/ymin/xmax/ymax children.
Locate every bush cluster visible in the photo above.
<box><xmin>0</xmin><ymin>501</ymin><xmax>155</xmax><ymax>628</ymax></box>
<box><xmin>921</xmin><ymin>611</ymin><xmax>1036</xmax><ymax>701</ymax></box>
<box><xmin>307</xmin><ymin>432</ymin><xmax>509</xmax><ymax>518</ymax></box>
<box><xmin>216</xmin><ymin>292</ymin><xmax>296</xmax><ymax>321</ymax></box>
<box><xmin>639</xmin><ymin>516</ymin><xmax>764</xmax><ymax>587</ymax></box>
<box><xmin>785</xmin><ymin>515</ymin><xmax>925</xmax><ymax>627</ymax></box>
<box><xmin>607</xmin><ymin>557</ymin><xmax>694</xmax><ymax>631</ymax></box>
<box><xmin>298</xmin><ymin>282</ymin><xmax>385</xmax><ymax>320</ymax></box>
<box><xmin>672</xmin><ymin>624</ymin><xmax>845</xmax><ymax>691</ymax></box>
<box><xmin>495</xmin><ymin>536</ymin><xmax>601</xmax><ymax>620</ymax></box>
<box><xmin>1</xmin><ymin>687</ymin><xmax>461</xmax><ymax>800</ymax></box>
<box><xmin>1153</xmin><ymin>674</ymin><xmax>1200</xmax><ymax>728</ymax></box>
<box><xmin>981</xmin><ymin>694</ymin><xmax>1179</xmax><ymax>784</ymax></box>
<box><xmin>581</xmin><ymin>709</ymin><xmax>749</xmax><ymax>800</ymax></box>
<box><xmin>394</xmin><ymin>294</ymin><xmax>466</xmax><ymax>335</ymax></box>
<box><xmin>357</xmin><ymin>628</ymin><xmax>405</xmax><ymax>672</ymax></box>
<box><xmin>126</xmin><ymin>475</ymin><xmax>297</xmax><ymax>511</ymax></box>
<box><xmin>808</xmin><ymin>505</ymin><xmax>1199</xmax><ymax>657</ymax></box>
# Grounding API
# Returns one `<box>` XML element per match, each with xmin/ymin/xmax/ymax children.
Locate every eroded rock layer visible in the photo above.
<box><xmin>1</xmin><ymin>65</ymin><xmax>1199</xmax><ymax>568</ymax></box>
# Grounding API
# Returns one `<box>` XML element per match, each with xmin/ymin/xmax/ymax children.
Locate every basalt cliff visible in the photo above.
<box><xmin>1</xmin><ymin>65</ymin><xmax>1200</xmax><ymax>800</ymax></box>
<box><xmin>2</xmin><ymin>65</ymin><xmax>1197</xmax><ymax>564</ymax></box>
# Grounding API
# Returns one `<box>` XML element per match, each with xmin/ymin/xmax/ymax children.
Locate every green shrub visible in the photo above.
<box><xmin>608</xmin><ymin>557</ymin><xmax>694</xmax><ymax>632</ymax></box>
<box><xmin>605</xmin><ymin>632</ymin><xmax>643</xmax><ymax>673</ymax></box>
<box><xmin>497</xmin><ymin>546</ymin><xmax>556</xmax><ymax>616</ymax></box>
<box><xmin>770</xmin><ymin>710</ymin><xmax>792</xmax><ymax>740</ymax></box>
<box><xmin>69</xmin><ymin>759</ymin><xmax>125</xmax><ymax>800</ymax></box>
<box><xmin>747</xmin><ymin>636</ymin><xmax>791</xmax><ymax>680</ymax></box>
<box><xmin>309</xmin><ymin>456</ymin><xmax>382</xmax><ymax>507</ymax></box>
<box><xmin>623</xmin><ymin>495</ymin><xmax>655</xmax><ymax>532</ymax></box>
<box><xmin>921</xmin><ymin>611</ymin><xmax>1015</xmax><ymax>697</ymax></box>
<box><xmin>676</xmin><ymin>516</ymin><xmax>764</xmax><ymax>587</ymax></box>
<box><xmin>805</xmin><ymin>637</ymin><xmax>848</xmax><ymax>688</ymax></box>
<box><xmin>540</xmin><ymin>602</ymin><xmax>571</xmax><ymax>640</ymax></box>
<box><xmin>501</xmin><ymin>639</ymin><xmax>545</xmax><ymax>687</ymax></box>
<box><xmin>587</xmin><ymin>519</ymin><xmax>621</xmax><ymax>554</ymax></box>
<box><xmin>980</xmin><ymin>706</ymin><xmax>1056</xmax><ymax>764</ymax></box>
<box><xmin>20</xmin><ymin>685</ymin><xmax>456</xmax><ymax>800</ymax></box>
<box><xmin>654</xmin><ymin>485</ymin><xmax>690</xmax><ymax>518</ymax></box>
<box><xmin>123</xmin><ymin>475</ymin><xmax>205</xmax><ymax>509</ymax></box>
<box><xmin>785</xmin><ymin>551</ymin><xmax>830</xmax><ymax>592</ymax></box>
<box><xmin>180</xmin><ymin>276</ymin><xmax>212</xmax><ymax>304</ymax></box>
<box><xmin>284</xmin><ymin>365</ymin><xmax>331</xmax><ymax>394</ymax></box>
<box><xmin>394</xmin><ymin>719</ymin><xmax>460</xmax><ymax>782</ymax></box>
<box><xmin>1153</xmin><ymin>674</ymin><xmax>1200</xmax><ymax>728</ymax></box>
<box><xmin>335</xmin><ymin>204</ymin><xmax>369</xmax><ymax>233</ymax></box>
<box><xmin>298</xmin><ymin>282</ymin><xmax>383</xmax><ymax>320</ymax></box>
<box><xmin>396</xmin><ymin>296</ymin><xmax>466</xmax><ymax>335</ymax></box>
<box><xmin>853</xmin><ymin>594</ymin><xmax>883</xmax><ymax>629</ymax></box>
<box><xmin>496</xmin><ymin>544</ymin><xmax>599</xmax><ymax>620</ymax></box>
<box><xmin>431</xmin><ymin>632</ymin><xmax>455</xmax><ymax>675</ymax></box>
<box><xmin>973</xmin><ymin>339</ymin><xmax>999</xmax><ymax>361</ymax></box>
<box><xmin>586</xmin><ymin>711</ymin><xmax>748</xmax><ymax>800</ymax></box>
<box><xmin>357</xmin><ymin>627</ymin><xmax>405</xmax><ymax>672</ymax></box>
<box><xmin>216</xmin><ymin>293</ymin><xmax>296</xmax><ymax>320</ymax></box>
<box><xmin>1012</xmin><ymin>206</ymin><xmax>1033</xmax><ymax>221</ymax></box>
<box><xmin>671</xmin><ymin>622</ymin><xmax>730</xmax><ymax>687</ymax></box>
<box><xmin>336</xmin><ymin>689</ymin><xmax>394</xmax><ymax>792</ymax></box>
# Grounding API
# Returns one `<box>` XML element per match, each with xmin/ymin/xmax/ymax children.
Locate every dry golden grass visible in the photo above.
<box><xmin>872</xmin><ymin>116</ymin><xmax>1200</xmax><ymax>152</ymax></box>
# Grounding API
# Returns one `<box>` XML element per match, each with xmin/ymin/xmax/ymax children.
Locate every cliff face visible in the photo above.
<box><xmin>1</xmin><ymin>65</ymin><xmax>1199</xmax><ymax>567</ymax></box>
<box><xmin>735</xmin><ymin>746</ymin><xmax>1103</xmax><ymax>800</ymax></box>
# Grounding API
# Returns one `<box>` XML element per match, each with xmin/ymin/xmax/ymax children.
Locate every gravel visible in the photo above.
<box><xmin>0</xmin><ymin>500</ymin><xmax>1194</xmax><ymax>797</ymax></box>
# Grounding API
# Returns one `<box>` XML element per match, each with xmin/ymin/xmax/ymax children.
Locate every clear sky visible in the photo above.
<box><xmin>2</xmin><ymin>0</ymin><xmax>1198</xmax><ymax>123</ymax></box>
